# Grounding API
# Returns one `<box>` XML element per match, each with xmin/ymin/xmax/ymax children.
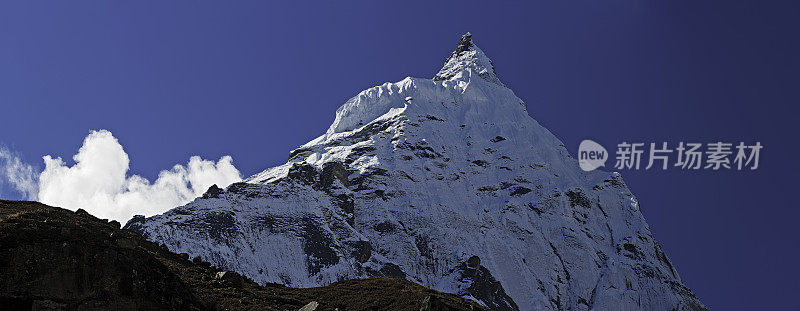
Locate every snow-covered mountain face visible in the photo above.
<box><xmin>126</xmin><ymin>34</ymin><xmax>705</xmax><ymax>311</ymax></box>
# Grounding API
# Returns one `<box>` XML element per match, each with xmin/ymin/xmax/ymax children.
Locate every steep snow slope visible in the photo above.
<box><xmin>126</xmin><ymin>34</ymin><xmax>705</xmax><ymax>311</ymax></box>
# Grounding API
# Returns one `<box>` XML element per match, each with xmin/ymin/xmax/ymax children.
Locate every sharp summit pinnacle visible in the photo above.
<box><xmin>434</xmin><ymin>33</ymin><xmax>503</xmax><ymax>86</ymax></box>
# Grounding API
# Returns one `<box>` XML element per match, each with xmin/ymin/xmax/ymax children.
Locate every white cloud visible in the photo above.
<box><xmin>37</xmin><ymin>130</ymin><xmax>242</xmax><ymax>223</ymax></box>
<box><xmin>0</xmin><ymin>147</ymin><xmax>39</xmax><ymax>200</ymax></box>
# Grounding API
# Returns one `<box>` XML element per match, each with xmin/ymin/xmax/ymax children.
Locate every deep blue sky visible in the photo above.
<box><xmin>1</xmin><ymin>1</ymin><xmax>797</xmax><ymax>309</ymax></box>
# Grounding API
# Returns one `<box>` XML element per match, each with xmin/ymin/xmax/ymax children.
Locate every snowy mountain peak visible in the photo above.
<box><xmin>322</xmin><ymin>34</ymin><xmax>514</xmax><ymax>138</ymax></box>
<box><xmin>127</xmin><ymin>34</ymin><xmax>705</xmax><ymax>311</ymax></box>
<box><xmin>435</xmin><ymin>33</ymin><xmax>504</xmax><ymax>86</ymax></box>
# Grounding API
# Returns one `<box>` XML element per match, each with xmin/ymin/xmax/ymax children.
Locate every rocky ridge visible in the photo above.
<box><xmin>0</xmin><ymin>200</ymin><xmax>485</xmax><ymax>310</ymax></box>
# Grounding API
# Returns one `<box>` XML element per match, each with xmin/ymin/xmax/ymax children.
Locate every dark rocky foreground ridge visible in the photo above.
<box><xmin>0</xmin><ymin>200</ymin><xmax>485</xmax><ymax>311</ymax></box>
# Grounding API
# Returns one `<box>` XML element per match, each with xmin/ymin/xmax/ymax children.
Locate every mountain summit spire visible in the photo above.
<box><xmin>434</xmin><ymin>33</ymin><xmax>504</xmax><ymax>86</ymax></box>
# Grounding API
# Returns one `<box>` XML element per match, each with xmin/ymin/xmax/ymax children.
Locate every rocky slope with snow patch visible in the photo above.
<box><xmin>0</xmin><ymin>200</ymin><xmax>483</xmax><ymax>311</ymax></box>
<box><xmin>126</xmin><ymin>34</ymin><xmax>705</xmax><ymax>311</ymax></box>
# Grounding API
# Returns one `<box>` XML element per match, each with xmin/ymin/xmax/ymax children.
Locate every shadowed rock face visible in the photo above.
<box><xmin>0</xmin><ymin>201</ymin><xmax>200</xmax><ymax>311</ymax></box>
<box><xmin>0</xmin><ymin>200</ymin><xmax>485</xmax><ymax>311</ymax></box>
<box><xmin>453</xmin><ymin>256</ymin><xmax>518</xmax><ymax>311</ymax></box>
